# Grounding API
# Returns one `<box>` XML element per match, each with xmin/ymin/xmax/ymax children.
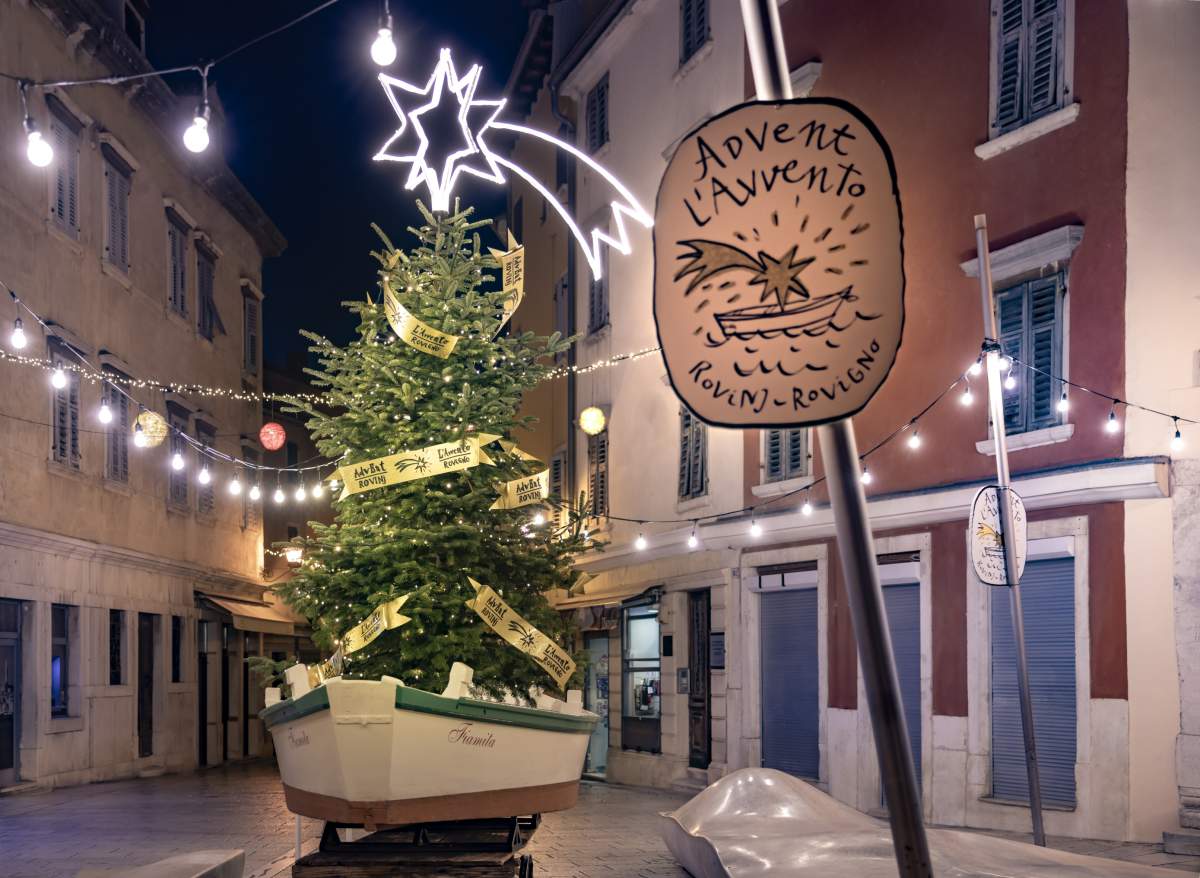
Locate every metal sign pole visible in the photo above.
<box><xmin>737</xmin><ymin>2</ymin><xmax>932</xmax><ymax>874</ymax></box>
<box><xmin>972</xmin><ymin>214</ymin><xmax>1046</xmax><ymax>846</ymax></box>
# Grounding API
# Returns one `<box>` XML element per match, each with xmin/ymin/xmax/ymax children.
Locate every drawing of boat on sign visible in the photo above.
<box><xmin>675</xmin><ymin>239</ymin><xmax>859</xmax><ymax>343</ymax></box>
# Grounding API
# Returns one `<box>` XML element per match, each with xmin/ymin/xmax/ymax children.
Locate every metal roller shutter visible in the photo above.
<box><xmin>760</xmin><ymin>588</ymin><xmax>820</xmax><ymax>779</ymax></box>
<box><xmin>883</xmin><ymin>582</ymin><xmax>922</xmax><ymax>792</ymax></box>
<box><xmin>990</xmin><ymin>557</ymin><xmax>1077</xmax><ymax>806</ymax></box>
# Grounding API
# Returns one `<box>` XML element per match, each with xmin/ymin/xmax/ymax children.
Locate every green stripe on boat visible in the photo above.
<box><xmin>260</xmin><ymin>682</ymin><xmax>596</xmax><ymax>735</ymax></box>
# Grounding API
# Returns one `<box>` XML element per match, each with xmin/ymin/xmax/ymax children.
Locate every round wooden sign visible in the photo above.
<box><xmin>653</xmin><ymin>99</ymin><xmax>904</xmax><ymax>427</ymax></box>
<box><xmin>969</xmin><ymin>485</ymin><xmax>1028</xmax><ymax>586</ymax></box>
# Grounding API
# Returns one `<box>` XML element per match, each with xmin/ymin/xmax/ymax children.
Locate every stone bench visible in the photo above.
<box><xmin>77</xmin><ymin>849</ymin><xmax>244</xmax><ymax>878</ymax></box>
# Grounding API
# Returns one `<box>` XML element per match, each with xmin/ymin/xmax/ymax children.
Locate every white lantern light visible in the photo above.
<box><xmin>249</xmin><ymin>484</ymin><xmax>262</xmax><ymax>501</ymax></box>
<box><xmin>51</xmin><ymin>367</ymin><xmax>67</xmax><ymax>389</ymax></box>
<box><xmin>634</xmin><ymin>532</ymin><xmax>647</xmax><ymax>551</ymax></box>
<box><xmin>370</xmin><ymin>26</ymin><xmax>397</xmax><ymax>66</ymax></box>
<box><xmin>294</xmin><ymin>484</ymin><xmax>307</xmax><ymax>502</ymax></box>
<box><xmin>749</xmin><ymin>519</ymin><xmax>762</xmax><ymax>538</ymax></box>
<box><xmin>579</xmin><ymin>405</ymin><xmax>607</xmax><ymax>436</ymax></box>
<box><xmin>98</xmin><ymin>402</ymin><xmax>113</xmax><ymax>424</ymax></box>
<box><xmin>133</xmin><ymin>423</ymin><xmax>148</xmax><ymax>448</ymax></box>
<box><xmin>273</xmin><ymin>485</ymin><xmax>286</xmax><ymax>504</ymax></box>
<box><xmin>171</xmin><ymin>452</ymin><xmax>185</xmax><ymax>471</ymax></box>
<box><xmin>26</xmin><ymin>130</ymin><xmax>53</xmax><ymax>167</ymax></box>
<box><xmin>311</xmin><ymin>482</ymin><xmax>324</xmax><ymax>498</ymax></box>
<box><xmin>907</xmin><ymin>429</ymin><xmax>922</xmax><ymax>450</ymax></box>
<box><xmin>801</xmin><ymin>500</ymin><xmax>814</xmax><ymax>516</ymax></box>
<box><xmin>228</xmin><ymin>475</ymin><xmax>243</xmax><ymax>495</ymax></box>
<box><xmin>285</xmin><ymin>547</ymin><xmax>304</xmax><ymax>566</ymax></box>
<box><xmin>860</xmin><ymin>466</ymin><xmax>873</xmax><ymax>485</ymax></box>
<box><xmin>531</xmin><ymin>511</ymin><xmax>545</xmax><ymax>526</ymax></box>
<box><xmin>198</xmin><ymin>465</ymin><xmax>211</xmax><ymax>485</ymax></box>
<box><xmin>687</xmin><ymin>530</ymin><xmax>698</xmax><ymax>549</ymax></box>
<box><xmin>10</xmin><ymin>318</ymin><xmax>27</xmax><ymax>350</ymax></box>
<box><xmin>183</xmin><ymin>111</ymin><xmax>210</xmax><ymax>154</ymax></box>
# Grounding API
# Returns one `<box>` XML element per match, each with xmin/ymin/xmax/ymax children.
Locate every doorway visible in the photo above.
<box><xmin>761</xmin><ymin>586</ymin><xmax>820</xmax><ymax>779</ymax></box>
<box><xmin>882</xmin><ymin>582</ymin><xmax>921</xmax><ymax>797</ymax></box>
<box><xmin>137</xmin><ymin>613</ymin><xmax>155</xmax><ymax>758</ymax></box>
<box><xmin>0</xmin><ymin>599</ymin><xmax>20</xmax><ymax>786</ymax></box>
<box><xmin>197</xmin><ymin>621</ymin><xmax>209</xmax><ymax>767</ymax></box>
<box><xmin>583</xmin><ymin>633</ymin><xmax>609</xmax><ymax>776</ymax></box>
<box><xmin>687</xmin><ymin>590</ymin><xmax>711</xmax><ymax>769</ymax></box>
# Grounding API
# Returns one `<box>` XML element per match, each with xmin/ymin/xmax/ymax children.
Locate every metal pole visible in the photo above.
<box><xmin>738</xmin><ymin>2</ymin><xmax>932</xmax><ymax>874</ymax></box>
<box><xmin>972</xmin><ymin>214</ymin><xmax>1046</xmax><ymax>846</ymax></box>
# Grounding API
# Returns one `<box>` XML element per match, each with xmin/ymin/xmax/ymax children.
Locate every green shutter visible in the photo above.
<box><xmin>995</xmin><ymin>0</ymin><xmax>1025</xmax><ymax>131</ymax></box>
<box><xmin>996</xmin><ymin>284</ymin><xmax>1027</xmax><ymax>432</ymax></box>
<box><xmin>679</xmin><ymin>410</ymin><xmax>692</xmax><ymax>498</ymax></box>
<box><xmin>1027</xmin><ymin>276</ymin><xmax>1062</xmax><ymax>428</ymax></box>
<box><xmin>1026</xmin><ymin>0</ymin><xmax>1061</xmax><ymax>116</ymax></box>
<box><xmin>765</xmin><ymin>429</ymin><xmax>784</xmax><ymax>481</ymax></box>
<box><xmin>786</xmin><ymin>429</ymin><xmax>806</xmax><ymax>479</ymax></box>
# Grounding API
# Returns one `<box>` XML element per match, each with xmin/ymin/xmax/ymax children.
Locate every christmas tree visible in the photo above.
<box><xmin>276</xmin><ymin>203</ymin><xmax>586</xmax><ymax>697</ymax></box>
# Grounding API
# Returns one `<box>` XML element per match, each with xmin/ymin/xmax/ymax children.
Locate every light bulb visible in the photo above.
<box><xmin>329</xmin><ymin>479</ymin><xmax>340</xmax><ymax>491</ymax></box>
<box><xmin>26</xmin><ymin>130</ymin><xmax>53</xmax><ymax>167</ymax></box>
<box><xmin>1057</xmin><ymin>391</ymin><xmax>1069</xmax><ymax>413</ymax></box>
<box><xmin>228</xmin><ymin>476</ymin><xmax>242</xmax><ymax>496</ymax></box>
<box><xmin>273</xmin><ymin>486</ymin><xmax>286</xmax><ymax>504</ymax></box>
<box><xmin>634</xmin><ymin>533</ymin><xmax>647</xmax><ymax>551</ymax></box>
<box><xmin>1105</xmin><ymin>408</ymin><xmax>1120</xmax><ymax>434</ymax></box>
<box><xmin>1003</xmin><ymin>373</ymin><xmax>1017</xmax><ymax>391</ymax></box>
<box><xmin>687</xmin><ymin>531</ymin><xmax>698</xmax><ymax>549</ymax></box>
<box><xmin>249</xmin><ymin>484</ymin><xmax>262</xmax><ymax>501</ymax></box>
<box><xmin>370</xmin><ymin>27</ymin><xmax>397</xmax><ymax>66</ymax></box>
<box><xmin>801</xmin><ymin>500</ymin><xmax>814</xmax><ymax>516</ymax></box>
<box><xmin>532</xmin><ymin>512</ymin><xmax>545</xmax><ymax>526</ymax></box>
<box><xmin>960</xmin><ymin>386</ymin><xmax>974</xmax><ymax>406</ymax></box>
<box><xmin>907</xmin><ymin>430</ymin><xmax>922</xmax><ymax>450</ymax></box>
<box><xmin>98</xmin><ymin>403</ymin><xmax>113</xmax><ymax>424</ymax></box>
<box><xmin>311</xmin><ymin>482</ymin><xmax>324</xmax><ymax>498</ymax></box>
<box><xmin>51</xmin><ymin>368</ymin><xmax>66</xmax><ymax>389</ymax></box>
<box><xmin>999</xmin><ymin>356</ymin><xmax>1012</xmax><ymax>371</ymax></box>
<box><xmin>133</xmin><ymin>424</ymin><xmax>147</xmax><ymax>448</ymax></box>
<box><xmin>198</xmin><ymin>466</ymin><xmax>211</xmax><ymax>485</ymax></box>
<box><xmin>749</xmin><ymin>520</ymin><xmax>762</xmax><ymax>538</ymax></box>
<box><xmin>581</xmin><ymin>527</ymin><xmax>590</xmax><ymax>541</ymax></box>
<box><xmin>183</xmin><ymin>114</ymin><xmax>209</xmax><ymax>153</ymax></box>
<box><xmin>1172</xmin><ymin>425</ymin><xmax>1184</xmax><ymax>452</ymax></box>
<box><xmin>294</xmin><ymin>484</ymin><xmax>307</xmax><ymax>501</ymax></box>
<box><xmin>968</xmin><ymin>360</ymin><xmax>982</xmax><ymax>376</ymax></box>
<box><xmin>171</xmin><ymin>452</ymin><xmax>185</xmax><ymax>471</ymax></box>
<box><xmin>861</xmin><ymin>467</ymin><xmax>873</xmax><ymax>485</ymax></box>
<box><xmin>10</xmin><ymin>318</ymin><xmax>27</xmax><ymax>350</ymax></box>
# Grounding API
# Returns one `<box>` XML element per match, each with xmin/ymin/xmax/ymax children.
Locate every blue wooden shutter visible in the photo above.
<box><xmin>168</xmin><ymin>406</ymin><xmax>189</xmax><ymax>507</ymax></box>
<box><xmin>786</xmin><ymin>429</ymin><xmax>806</xmax><ymax>479</ymax></box>
<box><xmin>883</xmin><ymin>583</ymin><xmax>922</xmax><ymax>790</ymax></box>
<box><xmin>996</xmin><ymin>284</ymin><xmax>1027</xmax><ymax>432</ymax></box>
<box><xmin>1026</xmin><ymin>0</ymin><xmax>1061</xmax><ymax>117</ymax></box>
<box><xmin>104</xmin><ymin>376</ymin><xmax>128</xmax><ymax>482</ymax></box>
<box><xmin>990</xmin><ymin>557</ymin><xmax>1077</xmax><ymax>807</ymax></box>
<box><xmin>588</xmin><ymin>431</ymin><xmax>608</xmax><ymax>517</ymax></box>
<box><xmin>243</xmin><ymin>296</ymin><xmax>259</xmax><ymax>372</ymax></box>
<box><xmin>586</xmin><ymin>75</ymin><xmax>609</xmax><ymax>153</ymax></box>
<box><xmin>765</xmin><ymin>429</ymin><xmax>784</xmax><ymax>481</ymax></box>
<box><xmin>1027</xmin><ymin>276</ymin><xmax>1061</xmax><ymax>428</ymax></box>
<box><xmin>681</xmin><ymin>0</ymin><xmax>709</xmax><ymax>63</ymax></box>
<box><xmin>760</xmin><ymin>587</ymin><xmax>820</xmax><ymax>778</ymax></box>
<box><xmin>995</xmin><ymin>0</ymin><xmax>1025</xmax><ymax>131</ymax></box>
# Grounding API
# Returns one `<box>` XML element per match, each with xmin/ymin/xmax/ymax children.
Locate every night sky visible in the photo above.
<box><xmin>150</xmin><ymin>1</ymin><xmax>528</xmax><ymax>366</ymax></box>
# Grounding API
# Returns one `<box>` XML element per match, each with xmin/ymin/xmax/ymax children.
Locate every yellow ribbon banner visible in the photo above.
<box><xmin>488</xmin><ymin>231</ymin><xmax>525</xmax><ymax>334</ymax></box>
<box><xmin>341</xmin><ymin>593</ymin><xmax>413</xmax><ymax>655</ymax></box>
<box><xmin>466</xmin><ymin>577</ymin><xmax>576</xmax><ymax>689</ymax></box>
<box><xmin>384</xmin><ymin>285</ymin><xmax>461</xmax><ymax>359</ymax></box>
<box><xmin>332</xmin><ymin>434</ymin><xmax>501</xmax><ymax>498</ymax></box>
<box><xmin>489</xmin><ymin>468</ymin><xmax>550</xmax><ymax>510</ymax></box>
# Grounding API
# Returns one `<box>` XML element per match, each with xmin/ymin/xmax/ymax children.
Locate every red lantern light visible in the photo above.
<box><xmin>260</xmin><ymin>421</ymin><xmax>287</xmax><ymax>451</ymax></box>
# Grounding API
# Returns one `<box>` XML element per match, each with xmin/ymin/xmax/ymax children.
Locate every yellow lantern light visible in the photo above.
<box><xmin>578</xmin><ymin>406</ymin><xmax>606</xmax><ymax>436</ymax></box>
<box><xmin>134</xmin><ymin>410</ymin><xmax>169</xmax><ymax>448</ymax></box>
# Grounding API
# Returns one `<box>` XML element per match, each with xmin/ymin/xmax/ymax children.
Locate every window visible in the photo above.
<box><xmin>242</xmin><ymin>446</ymin><xmax>261</xmax><ymax>530</ymax></box>
<box><xmin>195</xmin><ymin>421</ymin><xmax>216</xmax><ymax>516</ymax></box>
<box><xmin>167</xmin><ymin>214</ymin><xmax>189</xmax><ymax>317</ymax></box>
<box><xmin>588</xmin><ymin>244</ymin><xmax>609</xmax><ymax>334</ymax></box>
<box><xmin>549</xmin><ymin>451</ymin><xmax>566</xmax><ymax>526</ymax></box>
<box><xmin>124</xmin><ymin>2</ymin><xmax>145</xmax><ymax>52</ymax></box>
<box><xmin>680</xmin><ymin>0</ymin><xmax>709</xmax><ymax>64</ymax></box>
<box><xmin>47</xmin><ymin>97</ymin><xmax>82</xmax><ymax>238</ymax></box>
<box><xmin>51</xmin><ymin>604</ymin><xmax>70</xmax><ymax>717</ymax></box>
<box><xmin>50</xmin><ymin>343</ymin><xmax>80</xmax><ymax>468</ymax></box>
<box><xmin>197</xmin><ymin>246</ymin><xmax>223</xmax><ymax>341</ymax></box>
<box><xmin>678</xmin><ymin>408</ymin><xmax>707</xmax><ymax>500</ymax></box>
<box><xmin>103</xmin><ymin>372</ymin><xmax>129</xmax><ymax>482</ymax></box>
<box><xmin>109</xmin><ymin>609</ymin><xmax>124</xmax><ymax>685</ymax></box>
<box><xmin>170</xmin><ymin>615</ymin><xmax>182</xmax><ymax>683</ymax></box>
<box><xmin>553</xmin><ymin>275</ymin><xmax>568</xmax><ymax>364</ymax></box>
<box><xmin>995</xmin><ymin>274</ymin><xmax>1063</xmax><ymax>434</ymax></box>
<box><xmin>103</xmin><ymin>148</ymin><xmax>132</xmax><ymax>273</ymax></box>
<box><xmin>621</xmin><ymin>597</ymin><xmax>661</xmax><ymax>752</ymax></box>
<box><xmin>764</xmin><ymin>428</ymin><xmax>808</xmax><ymax>483</ymax></box>
<box><xmin>167</xmin><ymin>404</ymin><xmax>189</xmax><ymax>509</ymax></box>
<box><xmin>510</xmin><ymin>196</ymin><xmax>524</xmax><ymax>245</ymax></box>
<box><xmin>587</xmin><ymin>430</ymin><xmax>608</xmax><ymax>518</ymax></box>
<box><xmin>586</xmin><ymin>74</ymin><xmax>609</xmax><ymax>153</ymax></box>
<box><xmin>243</xmin><ymin>294</ymin><xmax>260</xmax><ymax>374</ymax></box>
<box><xmin>992</xmin><ymin>0</ymin><xmax>1068</xmax><ymax>135</ymax></box>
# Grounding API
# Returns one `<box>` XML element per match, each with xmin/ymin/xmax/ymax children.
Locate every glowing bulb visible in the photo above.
<box><xmin>969</xmin><ymin>360</ymin><xmax>982</xmax><ymax>376</ymax></box>
<box><xmin>50</xmin><ymin>368</ymin><xmax>67</xmax><ymax>389</ymax></box>
<box><xmin>801</xmin><ymin>500</ymin><xmax>813</xmax><ymax>516</ymax></box>
<box><xmin>687</xmin><ymin>531</ymin><xmax>698</xmax><ymax>549</ymax></box>
<box><xmin>907</xmin><ymin>430</ymin><xmax>922</xmax><ymax>450</ymax></box>
<box><xmin>1172</xmin><ymin>425</ymin><xmax>1184</xmax><ymax>452</ymax></box>
<box><xmin>579</xmin><ymin>405</ymin><xmax>606</xmax><ymax>436</ymax></box>
<box><xmin>999</xmin><ymin>356</ymin><xmax>1012</xmax><ymax>371</ymax></box>
<box><xmin>249</xmin><ymin>484</ymin><xmax>262</xmax><ymax>501</ymax></box>
<box><xmin>960</xmin><ymin>386</ymin><xmax>974</xmax><ymax>406</ymax></box>
<box><xmin>273</xmin><ymin>486</ymin><xmax>286</xmax><ymax>504</ymax></box>
<box><xmin>183</xmin><ymin>114</ymin><xmax>209</xmax><ymax>153</ymax></box>
<box><xmin>311</xmin><ymin>482</ymin><xmax>324</xmax><ymax>498</ymax></box>
<box><xmin>11</xmin><ymin>318</ymin><xmax>27</xmax><ymax>350</ymax></box>
<box><xmin>171</xmin><ymin>452</ymin><xmax>185</xmax><ymax>471</ymax></box>
<box><xmin>861</xmin><ymin>467</ymin><xmax>873</xmax><ymax>485</ymax></box>
<box><xmin>1003</xmin><ymin>373</ymin><xmax>1017</xmax><ymax>391</ymax></box>
<box><xmin>285</xmin><ymin>547</ymin><xmax>304</xmax><ymax>565</ymax></box>
<box><xmin>1105</xmin><ymin>408</ymin><xmax>1120</xmax><ymax>434</ymax></box>
<box><xmin>26</xmin><ymin>130</ymin><xmax>53</xmax><ymax>167</ymax></box>
<box><xmin>329</xmin><ymin>479</ymin><xmax>340</xmax><ymax>491</ymax></box>
<box><xmin>133</xmin><ymin>424</ymin><xmax>147</xmax><ymax>448</ymax></box>
<box><xmin>294</xmin><ymin>484</ymin><xmax>307</xmax><ymax>501</ymax></box>
<box><xmin>228</xmin><ymin>476</ymin><xmax>242</xmax><ymax>496</ymax></box>
<box><xmin>371</xmin><ymin>27</ymin><xmax>397</xmax><ymax>66</ymax></box>
<box><xmin>532</xmin><ymin>512</ymin><xmax>545</xmax><ymax>526</ymax></box>
<box><xmin>581</xmin><ymin>527</ymin><xmax>590</xmax><ymax>541</ymax></box>
<box><xmin>98</xmin><ymin>403</ymin><xmax>113</xmax><ymax>424</ymax></box>
<box><xmin>198</xmin><ymin>466</ymin><xmax>211</xmax><ymax>485</ymax></box>
<box><xmin>634</xmin><ymin>533</ymin><xmax>647</xmax><ymax>551</ymax></box>
<box><xmin>749</xmin><ymin>520</ymin><xmax>762</xmax><ymax>538</ymax></box>
<box><xmin>1057</xmin><ymin>391</ymin><xmax>1069</xmax><ymax>413</ymax></box>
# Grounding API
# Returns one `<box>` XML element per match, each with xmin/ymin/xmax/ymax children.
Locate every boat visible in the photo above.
<box><xmin>261</xmin><ymin>663</ymin><xmax>598</xmax><ymax>827</ymax></box>
<box><xmin>715</xmin><ymin>286</ymin><xmax>856</xmax><ymax>340</ymax></box>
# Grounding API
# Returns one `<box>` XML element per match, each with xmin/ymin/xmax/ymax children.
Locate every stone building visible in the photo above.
<box><xmin>0</xmin><ymin>0</ymin><xmax>299</xmax><ymax>789</ymax></box>
<box><xmin>507</xmin><ymin>0</ymin><xmax>1200</xmax><ymax>845</ymax></box>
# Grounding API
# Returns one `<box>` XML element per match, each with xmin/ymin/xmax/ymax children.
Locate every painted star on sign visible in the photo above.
<box><xmin>374</xmin><ymin>48</ymin><xmax>505</xmax><ymax>212</ymax></box>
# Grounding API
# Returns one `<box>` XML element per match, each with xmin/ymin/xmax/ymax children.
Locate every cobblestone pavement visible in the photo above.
<box><xmin>0</xmin><ymin>760</ymin><xmax>1197</xmax><ymax>877</ymax></box>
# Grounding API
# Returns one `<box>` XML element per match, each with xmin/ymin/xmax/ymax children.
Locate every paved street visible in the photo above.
<box><xmin>0</xmin><ymin>761</ymin><xmax>1198</xmax><ymax>877</ymax></box>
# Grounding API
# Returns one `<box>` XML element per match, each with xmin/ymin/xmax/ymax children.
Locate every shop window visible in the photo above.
<box><xmin>51</xmin><ymin>604</ymin><xmax>72</xmax><ymax>717</ymax></box>
<box><xmin>621</xmin><ymin>596</ymin><xmax>661</xmax><ymax>752</ymax></box>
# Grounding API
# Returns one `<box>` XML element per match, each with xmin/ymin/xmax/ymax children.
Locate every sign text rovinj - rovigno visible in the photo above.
<box><xmin>654</xmin><ymin>99</ymin><xmax>904</xmax><ymax>428</ymax></box>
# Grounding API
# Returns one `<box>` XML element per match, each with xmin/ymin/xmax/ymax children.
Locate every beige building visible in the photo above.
<box><xmin>0</xmin><ymin>0</ymin><xmax>304</xmax><ymax>789</ymax></box>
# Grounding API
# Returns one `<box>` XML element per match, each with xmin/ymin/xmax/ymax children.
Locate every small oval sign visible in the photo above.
<box><xmin>653</xmin><ymin>99</ymin><xmax>905</xmax><ymax>427</ymax></box>
<box><xmin>969</xmin><ymin>485</ymin><xmax>1028</xmax><ymax>586</ymax></box>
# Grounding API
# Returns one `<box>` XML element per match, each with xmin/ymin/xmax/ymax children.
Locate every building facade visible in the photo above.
<box><xmin>0</xmin><ymin>0</ymin><xmax>301</xmax><ymax>789</ymax></box>
<box><xmin>509</xmin><ymin>0</ymin><xmax>1200</xmax><ymax>844</ymax></box>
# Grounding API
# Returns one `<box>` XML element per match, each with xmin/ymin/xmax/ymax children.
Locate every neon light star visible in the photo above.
<box><xmin>373</xmin><ymin>48</ymin><xmax>652</xmax><ymax>280</ymax></box>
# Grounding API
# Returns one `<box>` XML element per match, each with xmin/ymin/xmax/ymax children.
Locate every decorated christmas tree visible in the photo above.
<box><xmin>275</xmin><ymin>203</ymin><xmax>586</xmax><ymax>697</ymax></box>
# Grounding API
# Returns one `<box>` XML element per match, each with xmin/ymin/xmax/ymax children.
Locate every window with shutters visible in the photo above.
<box><xmin>678</xmin><ymin>408</ymin><xmax>707</xmax><ymax>500</ymax></box>
<box><xmin>197</xmin><ymin>246</ymin><xmax>223</xmax><ymax>341</ymax></box>
<box><xmin>103</xmin><ymin>370</ymin><xmax>129</xmax><ymax>482</ymax></box>
<box><xmin>995</xmin><ymin>274</ymin><xmax>1064</xmax><ymax>435</ymax></box>
<box><xmin>167</xmin><ymin>404</ymin><xmax>189</xmax><ymax>509</ymax></box>
<box><xmin>167</xmin><ymin>214</ymin><xmax>189</xmax><ymax>317</ymax></box>
<box><xmin>50</xmin><ymin>343</ymin><xmax>81</xmax><ymax>469</ymax></box>
<box><xmin>109</xmin><ymin>609</ymin><xmax>124</xmax><ymax>685</ymax></box>
<box><xmin>680</xmin><ymin>0</ymin><xmax>710</xmax><ymax>65</ymax></box>
<box><xmin>47</xmin><ymin>98</ymin><xmax>82</xmax><ymax>238</ymax></box>
<box><xmin>586</xmin><ymin>74</ymin><xmax>609</xmax><ymax>154</ymax></box>
<box><xmin>196</xmin><ymin>421</ymin><xmax>217</xmax><ymax>516</ymax></box>
<box><xmin>587</xmin><ymin>430</ymin><xmax>609</xmax><ymax>518</ymax></box>
<box><xmin>763</xmin><ymin>428</ymin><xmax>808</xmax><ymax>483</ymax></box>
<box><xmin>549</xmin><ymin>451</ymin><xmax>566</xmax><ymax>526</ymax></box>
<box><xmin>103</xmin><ymin>149</ymin><xmax>132</xmax><ymax>273</ymax></box>
<box><xmin>242</xmin><ymin>446</ymin><xmax>261</xmax><ymax>530</ymax></box>
<box><xmin>553</xmin><ymin>275</ymin><xmax>568</xmax><ymax>363</ymax></box>
<box><xmin>588</xmin><ymin>242</ymin><xmax>609</xmax><ymax>334</ymax></box>
<box><xmin>243</xmin><ymin>294</ymin><xmax>260</xmax><ymax>374</ymax></box>
<box><xmin>991</xmin><ymin>0</ymin><xmax>1069</xmax><ymax>136</ymax></box>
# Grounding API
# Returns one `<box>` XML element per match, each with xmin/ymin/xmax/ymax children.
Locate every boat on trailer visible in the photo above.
<box><xmin>261</xmin><ymin>663</ymin><xmax>597</xmax><ymax>827</ymax></box>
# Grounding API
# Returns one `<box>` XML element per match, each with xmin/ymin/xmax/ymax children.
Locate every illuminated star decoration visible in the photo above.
<box><xmin>373</xmin><ymin>48</ymin><xmax>652</xmax><ymax>280</ymax></box>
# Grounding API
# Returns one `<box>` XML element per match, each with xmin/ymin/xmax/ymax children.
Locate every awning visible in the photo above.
<box><xmin>554</xmin><ymin>583</ymin><xmax>654</xmax><ymax>610</ymax></box>
<box><xmin>200</xmin><ymin>595</ymin><xmax>303</xmax><ymax>636</ymax></box>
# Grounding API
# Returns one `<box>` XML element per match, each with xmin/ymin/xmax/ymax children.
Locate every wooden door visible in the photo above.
<box><xmin>137</xmin><ymin>613</ymin><xmax>154</xmax><ymax>758</ymax></box>
<box><xmin>687</xmin><ymin>590</ymin><xmax>711</xmax><ymax>769</ymax></box>
<box><xmin>0</xmin><ymin>599</ymin><xmax>19</xmax><ymax>786</ymax></box>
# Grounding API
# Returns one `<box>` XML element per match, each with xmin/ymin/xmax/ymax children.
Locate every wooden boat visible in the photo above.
<box><xmin>715</xmin><ymin>286</ymin><xmax>856</xmax><ymax>340</ymax></box>
<box><xmin>261</xmin><ymin>664</ymin><xmax>597</xmax><ymax>827</ymax></box>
